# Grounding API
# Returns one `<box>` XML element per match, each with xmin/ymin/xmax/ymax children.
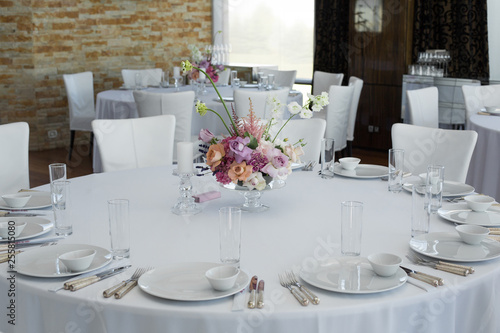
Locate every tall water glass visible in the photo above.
<box><xmin>412</xmin><ymin>184</ymin><xmax>431</xmax><ymax>237</ymax></box>
<box><xmin>320</xmin><ymin>138</ymin><xmax>335</xmax><ymax>179</ymax></box>
<box><xmin>49</xmin><ymin>163</ymin><xmax>66</xmax><ymax>183</ymax></box>
<box><xmin>219</xmin><ymin>207</ymin><xmax>241</xmax><ymax>267</ymax></box>
<box><xmin>267</xmin><ymin>74</ymin><xmax>275</xmax><ymax>89</ymax></box>
<box><xmin>134</xmin><ymin>73</ymin><xmax>142</xmax><ymax>89</ymax></box>
<box><xmin>426</xmin><ymin>165</ymin><xmax>444</xmax><ymax>213</ymax></box>
<box><xmin>108</xmin><ymin>199</ymin><xmax>131</xmax><ymax>259</ymax></box>
<box><xmin>231</xmin><ymin>70</ymin><xmax>238</xmax><ymax>88</ymax></box>
<box><xmin>341</xmin><ymin>201</ymin><xmax>363</xmax><ymax>256</ymax></box>
<box><xmin>51</xmin><ymin>180</ymin><xmax>72</xmax><ymax>236</ymax></box>
<box><xmin>388</xmin><ymin>149</ymin><xmax>404</xmax><ymax>193</ymax></box>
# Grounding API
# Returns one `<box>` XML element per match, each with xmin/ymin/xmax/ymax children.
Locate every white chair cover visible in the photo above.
<box><xmin>391</xmin><ymin>123</ymin><xmax>478</xmax><ymax>183</ymax></box>
<box><xmin>312</xmin><ymin>71</ymin><xmax>344</xmax><ymax>96</ymax></box>
<box><xmin>346</xmin><ymin>76</ymin><xmax>364</xmax><ymax>141</ymax></box>
<box><xmin>325</xmin><ymin>85</ymin><xmax>354</xmax><ymax>152</ymax></box>
<box><xmin>406</xmin><ymin>86</ymin><xmax>439</xmax><ymax>128</ymax></box>
<box><xmin>0</xmin><ymin>122</ymin><xmax>29</xmax><ymax>194</ymax></box>
<box><xmin>233</xmin><ymin>88</ymin><xmax>290</xmax><ymax>119</ymax></box>
<box><xmin>462</xmin><ymin>84</ymin><xmax>500</xmax><ymax>121</ymax></box>
<box><xmin>279</xmin><ymin>118</ymin><xmax>326</xmax><ymax>163</ymax></box>
<box><xmin>122</xmin><ymin>69</ymin><xmax>162</xmax><ymax>87</ymax></box>
<box><xmin>92</xmin><ymin>115</ymin><xmax>176</xmax><ymax>172</ymax></box>
<box><xmin>258</xmin><ymin>69</ymin><xmax>297</xmax><ymax>89</ymax></box>
<box><xmin>215</xmin><ymin>68</ymin><xmax>231</xmax><ymax>86</ymax></box>
<box><xmin>63</xmin><ymin>71</ymin><xmax>95</xmax><ymax>132</ymax></box>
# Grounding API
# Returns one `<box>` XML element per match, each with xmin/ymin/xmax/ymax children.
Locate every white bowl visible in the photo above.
<box><xmin>1</xmin><ymin>193</ymin><xmax>32</xmax><ymax>208</ymax></box>
<box><xmin>418</xmin><ymin>173</ymin><xmax>427</xmax><ymax>184</ymax></box>
<box><xmin>205</xmin><ymin>266</ymin><xmax>240</xmax><ymax>291</ymax></box>
<box><xmin>456</xmin><ymin>225</ymin><xmax>489</xmax><ymax>245</ymax></box>
<box><xmin>485</xmin><ymin>106</ymin><xmax>500</xmax><ymax>113</ymax></box>
<box><xmin>338</xmin><ymin>157</ymin><xmax>361</xmax><ymax>170</ymax></box>
<box><xmin>367</xmin><ymin>253</ymin><xmax>402</xmax><ymax>277</ymax></box>
<box><xmin>59</xmin><ymin>249</ymin><xmax>96</xmax><ymax>272</ymax></box>
<box><xmin>0</xmin><ymin>221</ymin><xmax>27</xmax><ymax>238</ymax></box>
<box><xmin>465</xmin><ymin>194</ymin><xmax>495</xmax><ymax>212</ymax></box>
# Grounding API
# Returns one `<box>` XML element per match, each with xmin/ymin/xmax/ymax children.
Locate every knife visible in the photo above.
<box><xmin>257</xmin><ymin>280</ymin><xmax>265</xmax><ymax>309</ymax></box>
<box><xmin>400</xmin><ymin>266</ymin><xmax>441</xmax><ymax>287</ymax></box>
<box><xmin>65</xmin><ymin>265</ymin><xmax>131</xmax><ymax>291</ymax></box>
<box><xmin>247</xmin><ymin>275</ymin><xmax>258</xmax><ymax>309</ymax></box>
<box><xmin>0</xmin><ymin>211</ymin><xmax>44</xmax><ymax>217</ymax></box>
<box><xmin>0</xmin><ymin>237</ymin><xmax>64</xmax><ymax>249</ymax></box>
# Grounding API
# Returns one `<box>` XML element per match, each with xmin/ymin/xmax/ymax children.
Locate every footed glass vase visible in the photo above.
<box><xmin>224</xmin><ymin>177</ymin><xmax>285</xmax><ymax>213</ymax></box>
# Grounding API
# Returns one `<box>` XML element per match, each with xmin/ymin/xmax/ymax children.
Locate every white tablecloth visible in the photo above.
<box><xmin>466</xmin><ymin>114</ymin><xmax>500</xmax><ymax>199</ymax></box>
<box><xmin>2</xmin><ymin>167</ymin><xmax>500</xmax><ymax>333</ymax></box>
<box><xmin>93</xmin><ymin>86</ymin><xmax>303</xmax><ymax>172</ymax></box>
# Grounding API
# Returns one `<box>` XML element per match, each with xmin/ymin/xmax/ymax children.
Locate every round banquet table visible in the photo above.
<box><xmin>93</xmin><ymin>85</ymin><xmax>303</xmax><ymax>173</ymax></box>
<box><xmin>466</xmin><ymin>114</ymin><xmax>500</xmax><ymax>200</ymax></box>
<box><xmin>2</xmin><ymin>166</ymin><xmax>500</xmax><ymax>333</ymax></box>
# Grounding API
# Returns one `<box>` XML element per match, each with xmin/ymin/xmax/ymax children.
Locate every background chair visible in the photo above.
<box><xmin>233</xmin><ymin>88</ymin><xmax>290</xmax><ymax>119</ymax></box>
<box><xmin>133</xmin><ymin>90</ymin><xmax>195</xmax><ymax>161</ymax></box>
<box><xmin>391</xmin><ymin>123</ymin><xmax>478</xmax><ymax>183</ymax></box>
<box><xmin>0</xmin><ymin>122</ymin><xmax>30</xmax><ymax>194</ymax></box>
<box><xmin>345</xmin><ymin>76</ymin><xmax>364</xmax><ymax>156</ymax></box>
<box><xmin>462</xmin><ymin>84</ymin><xmax>500</xmax><ymax>122</ymax></box>
<box><xmin>121</xmin><ymin>69</ymin><xmax>162</xmax><ymax>87</ymax></box>
<box><xmin>312</xmin><ymin>70</ymin><xmax>344</xmax><ymax>95</ymax></box>
<box><xmin>63</xmin><ymin>71</ymin><xmax>95</xmax><ymax>160</ymax></box>
<box><xmin>406</xmin><ymin>87</ymin><xmax>439</xmax><ymax>128</ymax></box>
<box><xmin>324</xmin><ymin>85</ymin><xmax>354</xmax><ymax>154</ymax></box>
<box><xmin>279</xmin><ymin>118</ymin><xmax>326</xmax><ymax>164</ymax></box>
<box><xmin>215</xmin><ymin>68</ymin><xmax>231</xmax><ymax>86</ymax></box>
<box><xmin>258</xmin><ymin>69</ymin><xmax>297</xmax><ymax>89</ymax></box>
<box><xmin>92</xmin><ymin>115</ymin><xmax>176</xmax><ymax>172</ymax></box>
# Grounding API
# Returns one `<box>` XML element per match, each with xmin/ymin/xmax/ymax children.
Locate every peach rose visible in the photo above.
<box><xmin>228</xmin><ymin>161</ymin><xmax>253</xmax><ymax>183</ymax></box>
<box><xmin>206</xmin><ymin>143</ymin><xmax>225</xmax><ymax>170</ymax></box>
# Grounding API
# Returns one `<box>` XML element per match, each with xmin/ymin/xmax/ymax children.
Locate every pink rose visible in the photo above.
<box><xmin>199</xmin><ymin>129</ymin><xmax>214</xmax><ymax>143</ymax></box>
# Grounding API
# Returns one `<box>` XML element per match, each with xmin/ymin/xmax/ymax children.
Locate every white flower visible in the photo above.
<box><xmin>299</xmin><ymin>108</ymin><xmax>313</xmax><ymax>119</ymax></box>
<box><xmin>311</xmin><ymin>104</ymin><xmax>323</xmax><ymax>112</ymax></box>
<box><xmin>287</xmin><ymin>101</ymin><xmax>302</xmax><ymax>115</ymax></box>
<box><xmin>267</xmin><ymin>95</ymin><xmax>284</xmax><ymax>117</ymax></box>
<box><xmin>188</xmin><ymin>45</ymin><xmax>203</xmax><ymax>63</ymax></box>
<box><xmin>243</xmin><ymin>172</ymin><xmax>267</xmax><ymax>191</ymax></box>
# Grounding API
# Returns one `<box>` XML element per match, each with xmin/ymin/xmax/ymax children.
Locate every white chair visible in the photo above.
<box><xmin>312</xmin><ymin>71</ymin><xmax>344</xmax><ymax>95</ymax></box>
<box><xmin>258</xmin><ymin>69</ymin><xmax>297</xmax><ymax>89</ymax></box>
<box><xmin>133</xmin><ymin>90</ymin><xmax>195</xmax><ymax>161</ymax></box>
<box><xmin>63</xmin><ymin>71</ymin><xmax>95</xmax><ymax>160</ymax></box>
<box><xmin>406</xmin><ymin>87</ymin><xmax>439</xmax><ymax>128</ymax></box>
<box><xmin>215</xmin><ymin>68</ymin><xmax>231</xmax><ymax>86</ymax></box>
<box><xmin>279</xmin><ymin>118</ymin><xmax>326</xmax><ymax>164</ymax></box>
<box><xmin>345</xmin><ymin>76</ymin><xmax>364</xmax><ymax>156</ymax></box>
<box><xmin>462</xmin><ymin>84</ymin><xmax>500</xmax><ymax>121</ymax></box>
<box><xmin>0</xmin><ymin>122</ymin><xmax>30</xmax><ymax>194</ymax></box>
<box><xmin>391</xmin><ymin>123</ymin><xmax>478</xmax><ymax>183</ymax></box>
<box><xmin>121</xmin><ymin>69</ymin><xmax>162</xmax><ymax>87</ymax></box>
<box><xmin>324</xmin><ymin>85</ymin><xmax>354</xmax><ymax>152</ymax></box>
<box><xmin>233</xmin><ymin>88</ymin><xmax>290</xmax><ymax>119</ymax></box>
<box><xmin>92</xmin><ymin>115</ymin><xmax>176</xmax><ymax>172</ymax></box>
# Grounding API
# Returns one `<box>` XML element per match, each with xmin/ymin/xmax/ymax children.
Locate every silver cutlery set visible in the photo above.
<box><xmin>278</xmin><ymin>271</ymin><xmax>319</xmax><ymax>306</ymax></box>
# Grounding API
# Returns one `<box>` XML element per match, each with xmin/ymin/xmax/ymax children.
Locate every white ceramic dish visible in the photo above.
<box><xmin>409</xmin><ymin>232</ymin><xmax>500</xmax><ymax>262</ymax></box>
<box><xmin>465</xmin><ymin>195</ymin><xmax>495</xmax><ymax>212</ymax></box>
<box><xmin>213</xmin><ymin>97</ymin><xmax>234</xmax><ymax>103</ymax></box>
<box><xmin>485</xmin><ymin>106</ymin><xmax>500</xmax><ymax>114</ymax></box>
<box><xmin>1</xmin><ymin>194</ymin><xmax>32</xmax><ymax>208</ymax></box>
<box><xmin>15</xmin><ymin>244</ymin><xmax>112</xmax><ymax>278</ymax></box>
<box><xmin>437</xmin><ymin>203</ymin><xmax>500</xmax><ymax>227</ymax></box>
<box><xmin>0</xmin><ymin>191</ymin><xmax>51</xmax><ymax>210</ymax></box>
<box><xmin>367</xmin><ymin>253</ymin><xmax>402</xmax><ymax>277</ymax></box>
<box><xmin>456</xmin><ymin>225</ymin><xmax>490</xmax><ymax>245</ymax></box>
<box><xmin>403</xmin><ymin>179</ymin><xmax>475</xmax><ymax>197</ymax></box>
<box><xmin>138</xmin><ymin>262</ymin><xmax>250</xmax><ymax>301</ymax></box>
<box><xmin>291</xmin><ymin>162</ymin><xmax>305</xmax><ymax>170</ymax></box>
<box><xmin>0</xmin><ymin>221</ymin><xmax>26</xmax><ymax>238</ymax></box>
<box><xmin>205</xmin><ymin>266</ymin><xmax>240</xmax><ymax>291</ymax></box>
<box><xmin>338</xmin><ymin>157</ymin><xmax>361</xmax><ymax>170</ymax></box>
<box><xmin>299</xmin><ymin>257</ymin><xmax>407</xmax><ymax>294</ymax></box>
<box><xmin>59</xmin><ymin>249</ymin><xmax>97</xmax><ymax>272</ymax></box>
<box><xmin>240</xmin><ymin>83</ymin><xmax>258</xmax><ymax>88</ymax></box>
<box><xmin>0</xmin><ymin>217</ymin><xmax>52</xmax><ymax>242</ymax></box>
<box><xmin>333</xmin><ymin>163</ymin><xmax>388</xmax><ymax>179</ymax></box>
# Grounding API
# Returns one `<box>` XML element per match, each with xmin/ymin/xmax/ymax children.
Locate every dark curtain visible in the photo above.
<box><xmin>412</xmin><ymin>0</ymin><xmax>489</xmax><ymax>82</ymax></box>
<box><xmin>313</xmin><ymin>0</ymin><xmax>350</xmax><ymax>78</ymax></box>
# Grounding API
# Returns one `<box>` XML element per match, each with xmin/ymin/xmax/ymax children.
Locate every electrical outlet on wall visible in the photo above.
<box><xmin>368</xmin><ymin>125</ymin><xmax>374</xmax><ymax>132</ymax></box>
<box><xmin>48</xmin><ymin>130</ymin><xmax>58</xmax><ymax>139</ymax></box>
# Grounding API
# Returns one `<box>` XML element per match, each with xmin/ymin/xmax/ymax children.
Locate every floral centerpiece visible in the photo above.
<box><xmin>187</xmin><ymin>44</ymin><xmax>225</xmax><ymax>83</ymax></box>
<box><xmin>181</xmin><ymin>60</ymin><xmax>329</xmax><ymax>191</ymax></box>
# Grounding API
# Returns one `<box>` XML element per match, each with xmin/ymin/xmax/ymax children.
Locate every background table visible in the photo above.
<box><xmin>2</xmin><ymin>167</ymin><xmax>500</xmax><ymax>333</ymax></box>
<box><xmin>466</xmin><ymin>114</ymin><xmax>500</xmax><ymax>199</ymax></box>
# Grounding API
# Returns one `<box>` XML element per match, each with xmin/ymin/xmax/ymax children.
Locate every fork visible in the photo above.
<box><xmin>278</xmin><ymin>273</ymin><xmax>309</xmax><ymax>306</ymax></box>
<box><xmin>406</xmin><ymin>253</ymin><xmax>470</xmax><ymax>276</ymax></box>
<box><xmin>103</xmin><ymin>267</ymin><xmax>152</xmax><ymax>298</ymax></box>
<box><xmin>287</xmin><ymin>271</ymin><xmax>320</xmax><ymax>305</ymax></box>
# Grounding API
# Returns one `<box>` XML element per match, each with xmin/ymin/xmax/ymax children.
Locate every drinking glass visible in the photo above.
<box><xmin>412</xmin><ymin>184</ymin><xmax>431</xmax><ymax>237</ymax></box>
<box><xmin>267</xmin><ymin>74</ymin><xmax>275</xmax><ymax>89</ymax></box>
<box><xmin>51</xmin><ymin>180</ymin><xmax>72</xmax><ymax>236</ymax></box>
<box><xmin>388</xmin><ymin>149</ymin><xmax>404</xmax><ymax>193</ymax></box>
<box><xmin>108</xmin><ymin>199</ymin><xmax>131</xmax><ymax>259</ymax></box>
<box><xmin>320</xmin><ymin>138</ymin><xmax>335</xmax><ymax>179</ymax></box>
<box><xmin>134</xmin><ymin>73</ymin><xmax>142</xmax><ymax>89</ymax></box>
<box><xmin>341</xmin><ymin>201</ymin><xmax>363</xmax><ymax>256</ymax></box>
<box><xmin>231</xmin><ymin>70</ymin><xmax>238</xmax><ymax>88</ymax></box>
<box><xmin>219</xmin><ymin>207</ymin><xmax>241</xmax><ymax>267</ymax></box>
<box><xmin>426</xmin><ymin>165</ymin><xmax>444</xmax><ymax>213</ymax></box>
<box><xmin>49</xmin><ymin>163</ymin><xmax>66</xmax><ymax>183</ymax></box>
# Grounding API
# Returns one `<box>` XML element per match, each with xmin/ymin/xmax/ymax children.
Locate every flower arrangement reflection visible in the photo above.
<box><xmin>181</xmin><ymin>60</ymin><xmax>329</xmax><ymax>190</ymax></box>
<box><xmin>187</xmin><ymin>44</ymin><xmax>225</xmax><ymax>83</ymax></box>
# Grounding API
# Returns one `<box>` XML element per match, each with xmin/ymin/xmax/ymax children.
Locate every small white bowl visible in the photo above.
<box><xmin>485</xmin><ymin>106</ymin><xmax>500</xmax><ymax>113</ymax></box>
<box><xmin>1</xmin><ymin>194</ymin><xmax>32</xmax><ymax>208</ymax></box>
<box><xmin>456</xmin><ymin>225</ymin><xmax>489</xmax><ymax>245</ymax></box>
<box><xmin>59</xmin><ymin>249</ymin><xmax>96</xmax><ymax>272</ymax></box>
<box><xmin>367</xmin><ymin>253</ymin><xmax>402</xmax><ymax>277</ymax></box>
<box><xmin>418</xmin><ymin>173</ymin><xmax>427</xmax><ymax>184</ymax></box>
<box><xmin>465</xmin><ymin>195</ymin><xmax>495</xmax><ymax>212</ymax></box>
<box><xmin>338</xmin><ymin>157</ymin><xmax>361</xmax><ymax>170</ymax></box>
<box><xmin>205</xmin><ymin>266</ymin><xmax>239</xmax><ymax>291</ymax></box>
<box><xmin>0</xmin><ymin>221</ymin><xmax>27</xmax><ymax>238</ymax></box>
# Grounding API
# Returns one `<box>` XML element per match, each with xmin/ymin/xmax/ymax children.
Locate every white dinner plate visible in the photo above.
<box><xmin>437</xmin><ymin>203</ymin><xmax>500</xmax><ymax>227</ymax></box>
<box><xmin>403</xmin><ymin>180</ymin><xmax>475</xmax><ymax>197</ymax></box>
<box><xmin>291</xmin><ymin>162</ymin><xmax>305</xmax><ymax>170</ymax></box>
<box><xmin>240</xmin><ymin>84</ymin><xmax>258</xmax><ymax>88</ymax></box>
<box><xmin>213</xmin><ymin>97</ymin><xmax>234</xmax><ymax>103</ymax></box>
<box><xmin>0</xmin><ymin>217</ymin><xmax>52</xmax><ymax>242</ymax></box>
<box><xmin>299</xmin><ymin>257</ymin><xmax>407</xmax><ymax>294</ymax></box>
<box><xmin>333</xmin><ymin>163</ymin><xmax>388</xmax><ymax>179</ymax></box>
<box><xmin>138</xmin><ymin>262</ymin><xmax>250</xmax><ymax>301</ymax></box>
<box><xmin>15</xmin><ymin>244</ymin><xmax>112</xmax><ymax>278</ymax></box>
<box><xmin>409</xmin><ymin>232</ymin><xmax>500</xmax><ymax>262</ymax></box>
<box><xmin>0</xmin><ymin>191</ymin><xmax>51</xmax><ymax>210</ymax></box>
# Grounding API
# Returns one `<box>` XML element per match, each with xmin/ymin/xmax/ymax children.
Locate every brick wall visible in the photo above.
<box><xmin>0</xmin><ymin>0</ymin><xmax>212</xmax><ymax>151</ymax></box>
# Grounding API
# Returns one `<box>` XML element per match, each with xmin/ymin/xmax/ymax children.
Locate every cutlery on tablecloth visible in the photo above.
<box><xmin>247</xmin><ymin>275</ymin><xmax>258</xmax><ymax>309</ymax></box>
<box><xmin>113</xmin><ymin>266</ymin><xmax>153</xmax><ymax>299</ymax></box>
<box><xmin>65</xmin><ymin>265</ymin><xmax>131</xmax><ymax>291</ymax></box>
<box><xmin>257</xmin><ymin>280</ymin><xmax>265</xmax><ymax>309</ymax></box>
<box><xmin>103</xmin><ymin>266</ymin><xmax>152</xmax><ymax>298</ymax></box>
<box><xmin>400</xmin><ymin>266</ymin><xmax>441</xmax><ymax>287</ymax></box>
<box><xmin>406</xmin><ymin>253</ymin><xmax>472</xmax><ymax>276</ymax></box>
<box><xmin>0</xmin><ymin>211</ymin><xmax>44</xmax><ymax>217</ymax></box>
<box><xmin>278</xmin><ymin>273</ymin><xmax>309</xmax><ymax>306</ymax></box>
<box><xmin>287</xmin><ymin>271</ymin><xmax>320</xmax><ymax>305</ymax></box>
<box><xmin>0</xmin><ymin>237</ymin><xmax>64</xmax><ymax>251</ymax></box>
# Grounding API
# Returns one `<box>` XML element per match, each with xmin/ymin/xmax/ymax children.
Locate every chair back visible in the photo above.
<box><xmin>406</xmin><ymin>87</ymin><xmax>439</xmax><ymax>128</ymax></box>
<box><xmin>0</xmin><ymin>122</ymin><xmax>30</xmax><ymax>194</ymax></box>
<box><xmin>63</xmin><ymin>71</ymin><xmax>95</xmax><ymax>131</ymax></box>
<box><xmin>259</xmin><ymin>69</ymin><xmax>297</xmax><ymax>89</ymax></box>
<box><xmin>279</xmin><ymin>119</ymin><xmax>326</xmax><ymax>163</ymax></box>
<box><xmin>462</xmin><ymin>84</ymin><xmax>500</xmax><ymax>120</ymax></box>
<box><xmin>391</xmin><ymin>123</ymin><xmax>478</xmax><ymax>183</ymax></box>
<box><xmin>121</xmin><ymin>69</ymin><xmax>162</xmax><ymax>87</ymax></box>
<box><xmin>233</xmin><ymin>88</ymin><xmax>290</xmax><ymax>119</ymax></box>
<box><xmin>346</xmin><ymin>76</ymin><xmax>364</xmax><ymax>141</ymax></box>
<box><xmin>216</xmin><ymin>68</ymin><xmax>231</xmax><ymax>86</ymax></box>
<box><xmin>325</xmin><ymin>85</ymin><xmax>354</xmax><ymax>152</ymax></box>
<box><xmin>92</xmin><ymin>115</ymin><xmax>176</xmax><ymax>172</ymax></box>
<box><xmin>312</xmin><ymin>71</ymin><xmax>344</xmax><ymax>95</ymax></box>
